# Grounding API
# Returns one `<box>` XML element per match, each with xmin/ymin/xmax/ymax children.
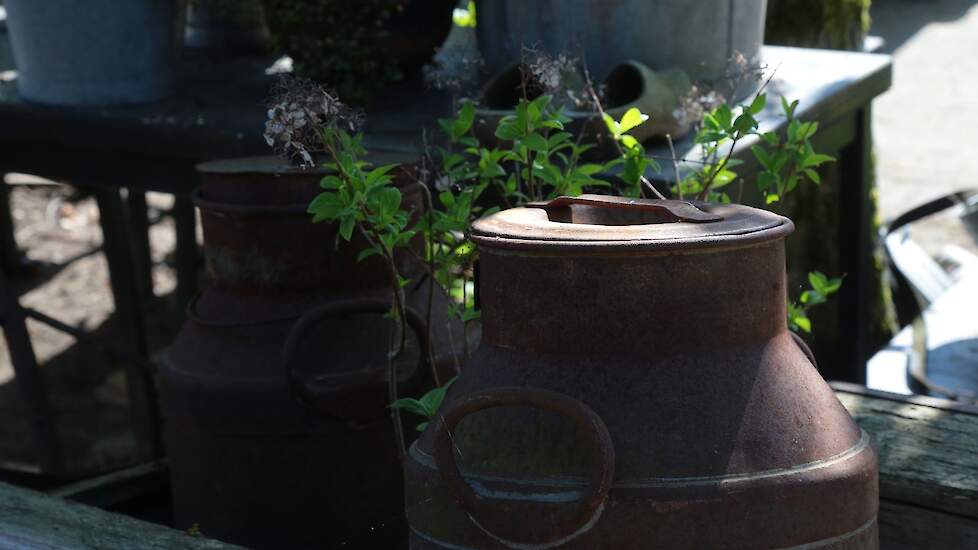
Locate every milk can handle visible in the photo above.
<box><xmin>432</xmin><ymin>387</ymin><xmax>616</xmax><ymax>549</ymax></box>
<box><xmin>283</xmin><ymin>297</ymin><xmax>430</xmax><ymax>418</ymax></box>
<box><xmin>526</xmin><ymin>194</ymin><xmax>723</xmax><ymax>223</ymax></box>
<box><xmin>791</xmin><ymin>331</ymin><xmax>819</xmax><ymax>370</ymax></box>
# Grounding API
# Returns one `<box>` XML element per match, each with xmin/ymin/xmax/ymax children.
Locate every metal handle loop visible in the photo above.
<box><xmin>432</xmin><ymin>387</ymin><xmax>616</xmax><ymax>549</ymax></box>
<box><xmin>526</xmin><ymin>194</ymin><xmax>723</xmax><ymax>223</ymax></box>
<box><xmin>283</xmin><ymin>297</ymin><xmax>430</xmax><ymax>421</ymax></box>
<box><xmin>790</xmin><ymin>331</ymin><xmax>819</xmax><ymax>371</ymax></box>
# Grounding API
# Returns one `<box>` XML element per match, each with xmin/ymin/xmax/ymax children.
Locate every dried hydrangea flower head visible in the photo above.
<box><xmin>674</xmin><ymin>85</ymin><xmax>726</xmax><ymax>131</ymax></box>
<box><xmin>423</xmin><ymin>44</ymin><xmax>484</xmax><ymax>99</ymax></box>
<box><xmin>264</xmin><ymin>76</ymin><xmax>363</xmax><ymax>168</ymax></box>
<box><xmin>521</xmin><ymin>48</ymin><xmax>593</xmax><ymax>111</ymax></box>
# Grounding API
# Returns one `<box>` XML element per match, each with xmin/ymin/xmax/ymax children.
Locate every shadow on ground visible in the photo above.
<box><xmin>872</xmin><ymin>0</ymin><xmax>978</xmax><ymax>53</ymax></box>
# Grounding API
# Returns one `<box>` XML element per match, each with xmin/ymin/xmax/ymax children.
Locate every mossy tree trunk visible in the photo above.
<box><xmin>766</xmin><ymin>0</ymin><xmax>872</xmax><ymax>51</ymax></box>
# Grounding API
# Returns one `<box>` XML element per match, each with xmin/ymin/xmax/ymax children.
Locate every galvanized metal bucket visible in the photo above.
<box><xmin>405</xmin><ymin>195</ymin><xmax>878</xmax><ymax>549</ymax></box>
<box><xmin>4</xmin><ymin>0</ymin><xmax>181</xmax><ymax>105</ymax></box>
<box><xmin>476</xmin><ymin>0</ymin><xmax>767</xmax><ymax>86</ymax></box>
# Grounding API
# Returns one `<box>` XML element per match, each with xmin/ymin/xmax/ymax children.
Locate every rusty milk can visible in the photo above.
<box><xmin>405</xmin><ymin>195</ymin><xmax>879</xmax><ymax>549</ymax></box>
<box><xmin>161</xmin><ymin>156</ymin><xmax>465</xmax><ymax>549</ymax></box>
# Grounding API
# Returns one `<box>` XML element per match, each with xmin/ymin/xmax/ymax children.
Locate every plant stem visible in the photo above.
<box><xmin>666</xmin><ymin>134</ymin><xmax>683</xmax><ymax>200</ymax></box>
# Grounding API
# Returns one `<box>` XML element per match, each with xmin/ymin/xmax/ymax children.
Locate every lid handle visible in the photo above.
<box><xmin>526</xmin><ymin>195</ymin><xmax>723</xmax><ymax>223</ymax></box>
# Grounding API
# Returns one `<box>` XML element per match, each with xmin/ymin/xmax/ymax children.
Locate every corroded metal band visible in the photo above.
<box><xmin>407</xmin><ymin>430</ymin><xmax>878</xmax><ymax>549</ymax></box>
<box><xmin>779</xmin><ymin>518</ymin><xmax>878</xmax><ymax>550</ymax></box>
<box><xmin>470</xmin><ymin>221</ymin><xmax>795</xmax><ymax>255</ymax></box>
<box><xmin>417</xmin><ymin>430</ymin><xmax>870</xmax><ymax>491</ymax></box>
<box><xmin>471</xmin><ymin>200</ymin><xmax>794</xmax><ymax>254</ymax></box>
<box><xmin>409</xmin><ymin>518</ymin><xmax>879</xmax><ymax>550</ymax></box>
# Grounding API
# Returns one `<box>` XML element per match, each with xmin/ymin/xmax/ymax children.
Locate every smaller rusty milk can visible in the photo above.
<box><xmin>405</xmin><ymin>195</ymin><xmax>879</xmax><ymax>549</ymax></box>
<box><xmin>162</xmin><ymin>156</ymin><xmax>463</xmax><ymax>549</ymax></box>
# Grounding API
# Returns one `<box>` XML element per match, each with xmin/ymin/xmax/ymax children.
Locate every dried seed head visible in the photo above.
<box><xmin>263</xmin><ymin>75</ymin><xmax>363</xmax><ymax>167</ymax></box>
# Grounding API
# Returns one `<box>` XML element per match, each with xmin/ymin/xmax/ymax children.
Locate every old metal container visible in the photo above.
<box><xmin>476</xmin><ymin>0</ymin><xmax>768</xmax><ymax>84</ymax></box>
<box><xmin>4</xmin><ymin>0</ymin><xmax>181</xmax><ymax>105</ymax></box>
<box><xmin>405</xmin><ymin>195</ymin><xmax>879</xmax><ymax>549</ymax></box>
<box><xmin>161</xmin><ymin>156</ymin><xmax>466</xmax><ymax>549</ymax></box>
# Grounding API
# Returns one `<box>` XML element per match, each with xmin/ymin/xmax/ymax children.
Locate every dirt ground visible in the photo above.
<box><xmin>0</xmin><ymin>182</ymin><xmax>182</xmax><ymax>478</ymax></box>
<box><xmin>872</xmin><ymin>0</ymin><xmax>978</xmax><ymax>259</ymax></box>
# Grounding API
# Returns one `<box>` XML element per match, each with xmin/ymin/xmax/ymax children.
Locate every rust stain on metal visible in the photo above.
<box><xmin>404</xmin><ymin>197</ymin><xmax>879</xmax><ymax>549</ymax></box>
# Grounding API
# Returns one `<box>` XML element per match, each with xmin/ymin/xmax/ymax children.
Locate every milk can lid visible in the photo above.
<box><xmin>471</xmin><ymin>195</ymin><xmax>793</xmax><ymax>253</ymax></box>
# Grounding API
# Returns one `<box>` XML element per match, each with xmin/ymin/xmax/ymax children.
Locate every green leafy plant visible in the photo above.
<box><xmin>751</xmin><ymin>97</ymin><xmax>835</xmax><ymax>205</ymax></box>
<box><xmin>390</xmin><ymin>377</ymin><xmax>457</xmax><ymax>431</ymax></box>
<box><xmin>603</xmin><ymin>108</ymin><xmax>663</xmax><ymax>198</ymax></box>
<box><xmin>300</xmin><ymin>93</ymin><xmax>423</xmax><ymax>453</ymax></box>
<box><xmin>789</xmin><ymin>272</ymin><xmax>844</xmax><ymax>333</ymax></box>
<box><xmin>678</xmin><ymin>89</ymin><xmax>841</xmax><ymax>333</ymax></box>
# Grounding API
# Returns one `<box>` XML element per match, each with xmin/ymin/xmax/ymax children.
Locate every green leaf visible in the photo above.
<box><xmin>523</xmin><ymin>133</ymin><xmax>549</xmax><ymax>152</ymax></box>
<box><xmin>320</xmin><ymin>175</ymin><xmax>344</xmax><ymax>190</ymax></box>
<box><xmin>800</xmin><ymin>289</ymin><xmax>826</xmax><ymax>306</ymax></box>
<box><xmin>765</xmin><ymin>193</ymin><xmax>780</xmax><ymax>205</ymax></box>
<box><xmin>602</xmin><ymin>113</ymin><xmax>620</xmax><ymax>138</ymax></box>
<box><xmin>454</xmin><ymin>102</ymin><xmax>476</xmax><ymax>138</ymax></box>
<box><xmin>804</xmin><ymin>169</ymin><xmax>822</xmax><ymax>185</ymax></box>
<box><xmin>389</xmin><ymin>397</ymin><xmax>430</xmax><ymax>418</ymax></box>
<box><xmin>308</xmin><ymin>192</ymin><xmax>346</xmax><ymax>223</ymax></box>
<box><xmin>377</xmin><ymin>187</ymin><xmax>402</xmax><ymax>220</ymax></box>
<box><xmin>621</xmin><ymin>135</ymin><xmax>640</xmax><ymax>151</ymax></box>
<box><xmin>495</xmin><ymin>121</ymin><xmax>521</xmax><ymax>141</ymax></box>
<box><xmin>619</xmin><ymin>108</ymin><xmax>649</xmax><ymax>133</ymax></box>
<box><xmin>733</xmin><ymin>112</ymin><xmax>756</xmax><ymax>134</ymax></box>
<box><xmin>339</xmin><ymin>216</ymin><xmax>356</xmax><ymax>241</ymax></box>
<box><xmin>749</xmin><ymin>93</ymin><xmax>767</xmax><ymax>115</ymax></box>
<box><xmin>577</xmin><ymin>164</ymin><xmax>604</xmax><ymax>176</ymax></box>
<box><xmin>798</xmin><ymin>121</ymin><xmax>819</xmax><ymax>140</ymax></box>
<box><xmin>365</xmin><ymin>164</ymin><xmax>398</xmax><ymax>188</ymax></box>
<box><xmin>809</xmin><ymin>271</ymin><xmax>830</xmax><ymax>294</ymax></box>
<box><xmin>415</xmin><ymin>421</ymin><xmax>429</xmax><ymax>432</ymax></box>
<box><xmin>417</xmin><ymin>377</ymin><xmax>457</xmax><ymax>418</ymax></box>
<box><xmin>781</xmin><ymin>97</ymin><xmax>799</xmax><ymax>119</ymax></box>
<box><xmin>756</xmin><ymin>171</ymin><xmax>778</xmax><ymax>192</ymax></box>
<box><xmin>751</xmin><ymin>145</ymin><xmax>773</xmax><ymax>170</ymax></box>
<box><xmin>793</xmin><ymin>315</ymin><xmax>812</xmax><ymax>333</ymax></box>
<box><xmin>803</xmin><ymin>153</ymin><xmax>836</xmax><ymax>168</ymax></box>
<box><xmin>715</xmin><ymin>105</ymin><xmax>734</xmax><ymax>131</ymax></box>
<box><xmin>357</xmin><ymin>247</ymin><xmax>382</xmax><ymax>262</ymax></box>
<box><xmin>712</xmin><ymin>170</ymin><xmax>738</xmax><ymax>189</ymax></box>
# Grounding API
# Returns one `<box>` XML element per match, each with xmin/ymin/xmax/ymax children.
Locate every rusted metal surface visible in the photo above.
<box><xmin>161</xmin><ymin>156</ymin><xmax>464</xmax><ymax>549</ymax></box>
<box><xmin>405</xmin><ymin>197</ymin><xmax>879</xmax><ymax>549</ymax></box>
<box><xmin>193</xmin><ymin>155</ymin><xmax>424</xmax><ymax>296</ymax></box>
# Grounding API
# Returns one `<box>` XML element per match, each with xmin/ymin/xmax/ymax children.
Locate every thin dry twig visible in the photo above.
<box><xmin>666</xmin><ymin>134</ymin><xmax>683</xmax><ymax>200</ymax></box>
<box><xmin>580</xmin><ymin>62</ymin><xmax>667</xmax><ymax>200</ymax></box>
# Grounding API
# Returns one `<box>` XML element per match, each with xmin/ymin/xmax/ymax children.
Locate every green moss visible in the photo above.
<box><xmin>766</xmin><ymin>0</ymin><xmax>872</xmax><ymax>50</ymax></box>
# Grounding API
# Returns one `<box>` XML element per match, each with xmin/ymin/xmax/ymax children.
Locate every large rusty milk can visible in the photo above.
<box><xmin>405</xmin><ymin>195</ymin><xmax>878</xmax><ymax>549</ymax></box>
<box><xmin>161</xmin><ymin>156</ymin><xmax>462</xmax><ymax>549</ymax></box>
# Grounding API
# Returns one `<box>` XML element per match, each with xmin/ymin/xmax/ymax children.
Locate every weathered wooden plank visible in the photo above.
<box><xmin>878</xmin><ymin>500</ymin><xmax>978</xmax><ymax>550</ymax></box>
<box><xmin>834</xmin><ymin>385</ymin><xmax>978</xmax><ymax>520</ymax></box>
<box><xmin>0</xmin><ymin>481</ymin><xmax>241</xmax><ymax>549</ymax></box>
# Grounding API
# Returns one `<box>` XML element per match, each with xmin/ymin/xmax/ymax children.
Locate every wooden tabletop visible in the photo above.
<box><xmin>0</xmin><ymin>46</ymin><xmax>890</xmax><ymax>193</ymax></box>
